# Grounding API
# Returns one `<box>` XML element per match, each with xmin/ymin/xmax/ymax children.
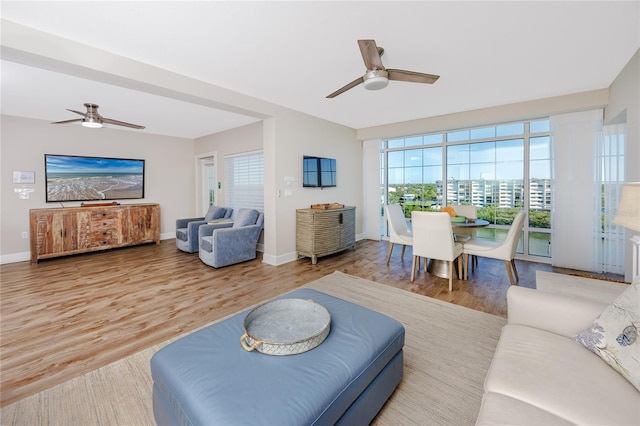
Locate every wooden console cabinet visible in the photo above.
<box><xmin>296</xmin><ymin>206</ymin><xmax>356</xmax><ymax>264</ymax></box>
<box><xmin>30</xmin><ymin>203</ymin><xmax>160</xmax><ymax>263</ymax></box>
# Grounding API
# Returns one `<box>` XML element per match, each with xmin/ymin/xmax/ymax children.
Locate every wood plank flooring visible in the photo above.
<box><xmin>0</xmin><ymin>239</ymin><xmax>622</xmax><ymax>407</ymax></box>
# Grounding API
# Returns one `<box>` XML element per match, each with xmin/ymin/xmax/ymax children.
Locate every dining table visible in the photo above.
<box><xmin>426</xmin><ymin>218</ymin><xmax>490</xmax><ymax>279</ymax></box>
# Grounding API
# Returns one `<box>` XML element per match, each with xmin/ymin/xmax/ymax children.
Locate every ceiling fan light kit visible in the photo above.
<box><xmin>327</xmin><ymin>39</ymin><xmax>439</xmax><ymax>98</ymax></box>
<box><xmin>363</xmin><ymin>70</ymin><xmax>389</xmax><ymax>90</ymax></box>
<box><xmin>81</xmin><ymin>118</ymin><xmax>103</xmax><ymax>128</ymax></box>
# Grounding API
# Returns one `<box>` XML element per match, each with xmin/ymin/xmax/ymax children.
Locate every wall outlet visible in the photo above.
<box><xmin>21</xmin><ymin>231</ymin><xmax>28</xmax><ymax>239</ymax></box>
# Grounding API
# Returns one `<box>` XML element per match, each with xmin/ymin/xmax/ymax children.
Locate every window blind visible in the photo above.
<box><xmin>549</xmin><ymin>109</ymin><xmax>603</xmax><ymax>271</ymax></box>
<box><xmin>224</xmin><ymin>151</ymin><xmax>264</xmax><ymax>212</ymax></box>
<box><xmin>595</xmin><ymin>123</ymin><xmax>626</xmax><ymax>274</ymax></box>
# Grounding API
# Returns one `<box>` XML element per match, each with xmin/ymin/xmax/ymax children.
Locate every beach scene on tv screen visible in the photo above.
<box><xmin>46</xmin><ymin>155</ymin><xmax>144</xmax><ymax>202</ymax></box>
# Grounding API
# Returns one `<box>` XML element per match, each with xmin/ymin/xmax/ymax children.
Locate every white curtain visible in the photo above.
<box><xmin>363</xmin><ymin>139</ymin><xmax>383</xmax><ymax>240</ymax></box>
<box><xmin>549</xmin><ymin>109</ymin><xmax>603</xmax><ymax>271</ymax></box>
<box><xmin>595</xmin><ymin>123</ymin><xmax>626</xmax><ymax>274</ymax></box>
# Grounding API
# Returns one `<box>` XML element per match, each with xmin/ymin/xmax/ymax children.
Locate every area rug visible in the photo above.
<box><xmin>0</xmin><ymin>271</ymin><xmax>505</xmax><ymax>426</ymax></box>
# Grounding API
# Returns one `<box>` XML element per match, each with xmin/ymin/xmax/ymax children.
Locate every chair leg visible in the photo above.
<box><xmin>511</xmin><ymin>259</ymin><xmax>519</xmax><ymax>282</ymax></box>
<box><xmin>464</xmin><ymin>254</ymin><xmax>469</xmax><ymax>280</ymax></box>
<box><xmin>448</xmin><ymin>261</ymin><xmax>453</xmax><ymax>291</ymax></box>
<box><xmin>462</xmin><ymin>255</ymin><xmax>466</xmax><ymax>280</ymax></box>
<box><xmin>504</xmin><ymin>260</ymin><xmax>515</xmax><ymax>286</ymax></box>
<box><xmin>386</xmin><ymin>242</ymin><xmax>394</xmax><ymax>265</ymax></box>
<box><xmin>457</xmin><ymin>255</ymin><xmax>464</xmax><ymax>280</ymax></box>
<box><xmin>411</xmin><ymin>255</ymin><xmax>417</xmax><ymax>282</ymax></box>
<box><xmin>423</xmin><ymin>257</ymin><xmax>427</xmax><ymax>271</ymax></box>
<box><xmin>400</xmin><ymin>244</ymin><xmax>406</xmax><ymax>260</ymax></box>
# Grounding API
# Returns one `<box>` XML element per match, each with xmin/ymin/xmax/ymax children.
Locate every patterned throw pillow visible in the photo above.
<box><xmin>574</xmin><ymin>279</ymin><xmax>640</xmax><ymax>391</ymax></box>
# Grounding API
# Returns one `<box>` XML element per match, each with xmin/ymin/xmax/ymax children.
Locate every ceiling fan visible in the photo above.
<box><xmin>327</xmin><ymin>39</ymin><xmax>440</xmax><ymax>98</ymax></box>
<box><xmin>51</xmin><ymin>103</ymin><xmax>145</xmax><ymax>129</ymax></box>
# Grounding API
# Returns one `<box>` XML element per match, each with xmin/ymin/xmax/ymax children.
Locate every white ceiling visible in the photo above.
<box><xmin>1</xmin><ymin>1</ymin><xmax>639</xmax><ymax>139</ymax></box>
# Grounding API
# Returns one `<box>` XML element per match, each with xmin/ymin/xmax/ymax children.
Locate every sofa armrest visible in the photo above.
<box><xmin>184</xmin><ymin>220</ymin><xmax>207</xmax><ymax>243</ymax></box>
<box><xmin>198</xmin><ymin>221</ymin><xmax>235</xmax><ymax>239</ymax></box>
<box><xmin>176</xmin><ymin>217</ymin><xmax>205</xmax><ymax>229</ymax></box>
<box><xmin>212</xmin><ymin>225</ymin><xmax>261</xmax><ymax>248</ymax></box>
<box><xmin>507</xmin><ymin>286</ymin><xmax>608</xmax><ymax>338</ymax></box>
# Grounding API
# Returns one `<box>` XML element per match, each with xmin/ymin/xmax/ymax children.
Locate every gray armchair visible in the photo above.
<box><xmin>175</xmin><ymin>206</ymin><xmax>233</xmax><ymax>253</ymax></box>
<box><xmin>198</xmin><ymin>209</ymin><xmax>264</xmax><ymax>268</ymax></box>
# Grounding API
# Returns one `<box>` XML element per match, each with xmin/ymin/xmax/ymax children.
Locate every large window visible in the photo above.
<box><xmin>381</xmin><ymin>119</ymin><xmax>551</xmax><ymax>260</ymax></box>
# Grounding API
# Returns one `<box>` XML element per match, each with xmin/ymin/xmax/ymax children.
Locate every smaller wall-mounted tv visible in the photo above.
<box><xmin>303</xmin><ymin>155</ymin><xmax>336</xmax><ymax>188</ymax></box>
<box><xmin>45</xmin><ymin>154</ymin><xmax>145</xmax><ymax>202</ymax></box>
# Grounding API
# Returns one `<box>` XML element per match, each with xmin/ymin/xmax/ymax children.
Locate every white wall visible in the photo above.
<box><xmin>194</xmin><ymin>114</ymin><xmax>360</xmax><ymax>266</ymax></box>
<box><xmin>267</xmin><ymin>110</ymin><xmax>360</xmax><ymax>265</ymax></box>
<box><xmin>357</xmin><ymin>89</ymin><xmax>609</xmax><ymax>140</ymax></box>
<box><xmin>0</xmin><ymin>115</ymin><xmax>194</xmax><ymax>263</ymax></box>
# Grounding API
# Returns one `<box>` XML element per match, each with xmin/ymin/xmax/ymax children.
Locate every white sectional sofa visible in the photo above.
<box><xmin>476</xmin><ymin>275</ymin><xmax>640</xmax><ymax>425</ymax></box>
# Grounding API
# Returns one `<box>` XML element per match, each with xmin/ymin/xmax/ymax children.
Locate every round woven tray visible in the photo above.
<box><xmin>241</xmin><ymin>298</ymin><xmax>331</xmax><ymax>356</ymax></box>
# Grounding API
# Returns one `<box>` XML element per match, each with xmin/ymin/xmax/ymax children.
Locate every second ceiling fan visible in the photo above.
<box><xmin>327</xmin><ymin>39</ymin><xmax>440</xmax><ymax>98</ymax></box>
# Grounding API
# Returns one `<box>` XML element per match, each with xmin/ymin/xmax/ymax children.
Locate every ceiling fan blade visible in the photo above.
<box><xmin>101</xmin><ymin>117</ymin><xmax>145</xmax><ymax>129</ymax></box>
<box><xmin>326</xmin><ymin>76</ymin><xmax>365</xmax><ymax>98</ymax></box>
<box><xmin>51</xmin><ymin>118</ymin><xmax>83</xmax><ymax>124</ymax></box>
<box><xmin>387</xmin><ymin>69</ymin><xmax>440</xmax><ymax>84</ymax></box>
<box><xmin>358</xmin><ymin>39</ymin><xmax>385</xmax><ymax>71</ymax></box>
<box><xmin>66</xmin><ymin>109</ymin><xmax>87</xmax><ymax>116</ymax></box>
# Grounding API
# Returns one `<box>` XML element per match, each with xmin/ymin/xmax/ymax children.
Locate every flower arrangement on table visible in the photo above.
<box><xmin>442</xmin><ymin>206</ymin><xmax>457</xmax><ymax>217</ymax></box>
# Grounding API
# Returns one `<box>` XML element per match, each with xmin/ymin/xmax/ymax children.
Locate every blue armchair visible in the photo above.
<box><xmin>175</xmin><ymin>206</ymin><xmax>233</xmax><ymax>253</ymax></box>
<box><xmin>198</xmin><ymin>209</ymin><xmax>264</xmax><ymax>268</ymax></box>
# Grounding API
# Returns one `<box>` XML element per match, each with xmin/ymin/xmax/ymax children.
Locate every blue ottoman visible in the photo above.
<box><xmin>151</xmin><ymin>288</ymin><xmax>405</xmax><ymax>426</ymax></box>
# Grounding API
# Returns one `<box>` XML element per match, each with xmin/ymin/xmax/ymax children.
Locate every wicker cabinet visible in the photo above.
<box><xmin>296</xmin><ymin>207</ymin><xmax>355</xmax><ymax>264</ymax></box>
<box><xmin>30</xmin><ymin>203</ymin><xmax>160</xmax><ymax>263</ymax></box>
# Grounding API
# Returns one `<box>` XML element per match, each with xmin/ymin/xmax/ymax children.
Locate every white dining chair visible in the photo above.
<box><xmin>384</xmin><ymin>204</ymin><xmax>413</xmax><ymax>264</ymax></box>
<box><xmin>463</xmin><ymin>211</ymin><xmax>526</xmax><ymax>285</ymax></box>
<box><xmin>451</xmin><ymin>204</ymin><xmax>478</xmax><ymax>241</ymax></box>
<box><xmin>410</xmin><ymin>211</ymin><xmax>464</xmax><ymax>291</ymax></box>
<box><xmin>451</xmin><ymin>204</ymin><xmax>479</xmax><ymax>270</ymax></box>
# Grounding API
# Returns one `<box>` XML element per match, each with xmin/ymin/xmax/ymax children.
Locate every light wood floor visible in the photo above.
<box><xmin>0</xmin><ymin>239</ymin><xmax>623</xmax><ymax>407</ymax></box>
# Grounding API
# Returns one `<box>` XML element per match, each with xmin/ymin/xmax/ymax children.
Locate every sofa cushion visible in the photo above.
<box><xmin>476</xmin><ymin>392</ymin><xmax>573</xmax><ymax>426</ymax></box>
<box><xmin>232</xmin><ymin>209</ymin><xmax>259</xmax><ymax>228</ymax></box>
<box><xmin>204</xmin><ymin>206</ymin><xmax>227</xmax><ymax>221</ymax></box>
<box><xmin>574</xmin><ymin>280</ymin><xmax>640</xmax><ymax>391</ymax></box>
<box><xmin>485</xmin><ymin>324</ymin><xmax>639</xmax><ymax>425</ymax></box>
<box><xmin>200</xmin><ymin>236</ymin><xmax>213</xmax><ymax>253</ymax></box>
<box><xmin>175</xmin><ymin>228</ymin><xmax>188</xmax><ymax>241</ymax></box>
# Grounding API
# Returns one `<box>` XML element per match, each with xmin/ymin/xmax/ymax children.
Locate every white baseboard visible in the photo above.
<box><xmin>0</xmin><ymin>251</ymin><xmax>31</xmax><ymax>264</ymax></box>
<box><xmin>262</xmin><ymin>251</ymin><xmax>298</xmax><ymax>266</ymax></box>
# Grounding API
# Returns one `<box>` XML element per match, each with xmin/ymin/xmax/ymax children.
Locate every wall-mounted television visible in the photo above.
<box><xmin>45</xmin><ymin>154</ymin><xmax>145</xmax><ymax>202</ymax></box>
<box><xmin>303</xmin><ymin>155</ymin><xmax>336</xmax><ymax>188</ymax></box>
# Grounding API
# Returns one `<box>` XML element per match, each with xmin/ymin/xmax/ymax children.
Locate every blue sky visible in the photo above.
<box><xmin>46</xmin><ymin>155</ymin><xmax>144</xmax><ymax>174</ymax></box>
